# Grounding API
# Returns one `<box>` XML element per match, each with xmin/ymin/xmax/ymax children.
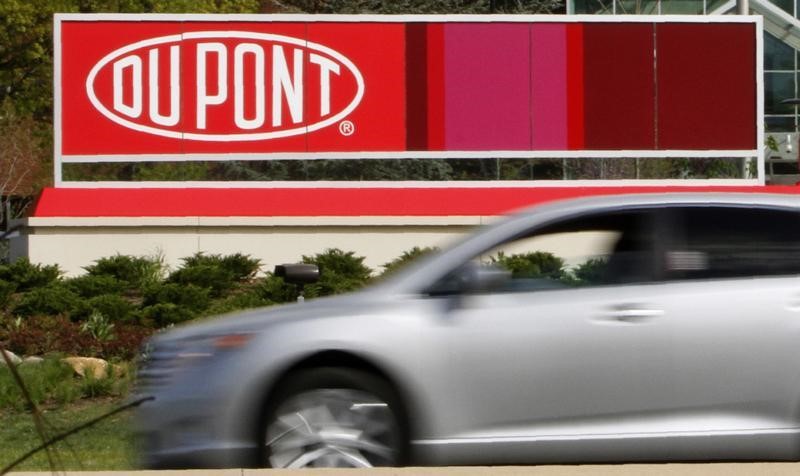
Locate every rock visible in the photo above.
<box><xmin>62</xmin><ymin>357</ymin><xmax>109</xmax><ymax>379</ymax></box>
<box><xmin>0</xmin><ymin>350</ymin><xmax>22</xmax><ymax>366</ymax></box>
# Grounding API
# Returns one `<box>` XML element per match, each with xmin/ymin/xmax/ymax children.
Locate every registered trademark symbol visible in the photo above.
<box><xmin>339</xmin><ymin>120</ymin><xmax>355</xmax><ymax>136</ymax></box>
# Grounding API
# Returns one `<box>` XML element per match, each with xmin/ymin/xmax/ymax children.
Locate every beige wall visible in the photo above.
<box><xmin>10</xmin><ymin>216</ymin><xmax>490</xmax><ymax>276</ymax></box>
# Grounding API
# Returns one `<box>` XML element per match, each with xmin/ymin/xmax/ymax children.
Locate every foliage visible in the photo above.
<box><xmin>0</xmin><ymin>258</ymin><xmax>62</xmax><ymax>292</ymax></box>
<box><xmin>302</xmin><ymin>248</ymin><xmax>372</xmax><ymax>297</ymax></box>
<box><xmin>84</xmin><ymin>254</ymin><xmax>166</xmax><ymax>290</ymax></box>
<box><xmin>179</xmin><ymin>252</ymin><xmax>261</xmax><ymax>282</ymax></box>
<box><xmin>0</xmin><ymin>357</ymin><xmax>132</xmax><ymax>412</ymax></box>
<box><xmin>491</xmin><ymin>251</ymin><xmax>565</xmax><ymax>280</ymax></box>
<box><xmin>0</xmin><ymin>357</ymin><xmax>78</xmax><ymax>411</ymax></box>
<box><xmin>381</xmin><ymin>246</ymin><xmax>439</xmax><ymax>276</ymax></box>
<box><xmin>2</xmin><ymin>315</ymin><xmax>151</xmax><ymax>360</ymax></box>
<box><xmin>139</xmin><ymin>303</ymin><xmax>196</xmax><ymax>328</ymax></box>
<box><xmin>80</xmin><ymin>311</ymin><xmax>116</xmax><ymax>342</ymax></box>
<box><xmin>0</xmin><ymin>279</ymin><xmax>16</xmax><ymax>308</ymax></box>
<box><xmin>256</xmin><ymin>274</ymin><xmax>301</xmax><ymax>303</ymax></box>
<box><xmin>205</xmin><ymin>290</ymin><xmax>272</xmax><ymax>316</ymax></box>
<box><xmin>167</xmin><ymin>252</ymin><xmax>261</xmax><ymax>297</ymax></box>
<box><xmin>66</xmin><ymin>274</ymin><xmax>124</xmax><ymax>298</ymax></box>
<box><xmin>12</xmin><ymin>283</ymin><xmax>81</xmax><ymax>318</ymax></box>
<box><xmin>569</xmin><ymin>257</ymin><xmax>608</xmax><ymax>286</ymax></box>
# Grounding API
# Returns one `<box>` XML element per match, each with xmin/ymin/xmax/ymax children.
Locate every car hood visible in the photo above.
<box><xmin>149</xmin><ymin>287</ymin><xmax>397</xmax><ymax>344</ymax></box>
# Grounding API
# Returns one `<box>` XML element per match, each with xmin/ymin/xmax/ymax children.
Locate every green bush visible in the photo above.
<box><xmin>139</xmin><ymin>303</ymin><xmax>196</xmax><ymax>327</ymax></box>
<box><xmin>143</xmin><ymin>283</ymin><xmax>211</xmax><ymax>313</ymax></box>
<box><xmin>0</xmin><ymin>258</ymin><xmax>61</xmax><ymax>292</ymax></box>
<box><xmin>381</xmin><ymin>246</ymin><xmax>438</xmax><ymax>276</ymax></box>
<box><xmin>204</xmin><ymin>291</ymin><xmax>272</xmax><ymax>316</ymax></box>
<box><xmin>66</xmin><ymin>274</ymin><xmax>124</xmax><ymax>298</ymax></box>
<box><xmin>256</xmin><ymin>274</ymin><xmax>299</xmax><ymax>303</ymax></box>
<box><xmin>570</xmin><ymin>258</ymin><xmax>609</xmax><ymax>286</ymax></box>
<box><xmin>84</xmin><ymin>254</ymin><xmax>165</xmax><ymax>289</ymax></box>
<box><xmin>491</xmin><ymin>251</ymin><xmax>565</xmax><ymax>280</ymax></box>
<box><xmin>302</xmin><ymin>248</ymin><xmax>373</xmax><ymax>297</ymax></box>
<box><xmin>181</xmin><ymin>252</ymin><xmax>261</xmax><ymax>282</ymax></box>
<box><xmin>0</xmin><ymin>279</ymin><xmax>16</xmax><ymax>308</ymax></box>
<box><xmin>168</xmin><ymin>253</ymin><xmax>262</xmax><ymax>297</ymax></box>
<box><xmin>12</xmin><ymin>284</ymin><xmax>82</xmax><ymax>318</ymax></box>
<box><xmin>84</xmin><ymin>294</ymin><xmax>135</xmax><ymax>323</ymax></box>
<box><xmin>167</xmin><ymin>264</ymin><xmax>236</xmax><ymax>297</ymax></box>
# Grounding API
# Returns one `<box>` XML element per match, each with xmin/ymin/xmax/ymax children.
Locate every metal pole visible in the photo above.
<box><xmin>737</xmin><ymin>0</ymin><xmax>749</xmax><ymax>15</ymax></box>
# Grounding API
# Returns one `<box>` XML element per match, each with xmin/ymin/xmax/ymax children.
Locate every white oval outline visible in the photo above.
<box><xmin>85</xmin><ymin>31</ymin><xmax>365</xmax><ymax>142</ymax></box>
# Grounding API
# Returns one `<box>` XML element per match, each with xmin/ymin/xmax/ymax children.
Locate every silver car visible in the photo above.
<box><xmin>135</xmin><ymin>193</ymin><xmax>800</xmax><ymax>468</ymax></box>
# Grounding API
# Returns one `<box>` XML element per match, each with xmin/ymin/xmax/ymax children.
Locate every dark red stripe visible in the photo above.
<box><xmin>566</xmin><ymin>24</ymin><xmax>585</xmax><ymax>150</ymax></box>
<box><xmin>31</xmin><ymin>186</ymin><xmax>800</xmax><ymax>218</ymax></box>
<box><xmin>426</xmin><ymin>23</ymin><xmax>446</xmax><ymax>151</ymax></box>
<box><xmin>405</xmin><ymin>23</ymin><xmax>428</xmax><ymax>150</ymax></box>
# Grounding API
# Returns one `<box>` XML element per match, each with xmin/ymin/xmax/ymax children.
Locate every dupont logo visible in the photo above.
<box><xmin>85</xmin><ymin>31</ymin><xmax>364</xmax><ymax>141</ymax></box>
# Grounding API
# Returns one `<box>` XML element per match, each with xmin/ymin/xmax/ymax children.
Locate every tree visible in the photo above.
<box><xmin>0</xmin><ymin>99</ymin><xmax>49</xmax><ymax>228</ymax></box>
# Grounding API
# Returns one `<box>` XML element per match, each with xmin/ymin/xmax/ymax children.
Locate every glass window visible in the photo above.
<box><xmin>770</xmin><ymin>0</ymin><xmax>794</xmax><ymax>15</ymax></box>
<box><xmin>766</xmin><ymin>116</ymin><xmax>796</xmax><ymax>132</ymax></box>
<box><xmin>665</xmin><ymin>207</ymin><xmax>800</xmax><ymax>280</ymax></box>
<box><xmin>765</xmin><ymin>72</ymin><xmax>796</xmax><ymax>114</ymax></box>
<box><xmin>765</xmin><ymin>32</ymin><xmax>795</xmax><ymax>71</ymax></box>
<box><xmin>660</xmin><ymin>0</ymin><xmax>704</xmax><ymax>14</ymax></box>
<box><xmin>429</xmin><ymin>211</ymin><xmax>655</xmax><ymax>296</ymax></box>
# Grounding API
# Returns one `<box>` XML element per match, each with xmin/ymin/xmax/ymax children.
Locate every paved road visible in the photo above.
<box><xmin>9</xmin><ymin>464</ymin><xmax>800</xmax><ymax>476</ymax></box>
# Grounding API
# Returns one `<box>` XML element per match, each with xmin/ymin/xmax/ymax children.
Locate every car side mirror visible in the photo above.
<box><xmin>459</xmin><ymin>262</ymin><xmax>511</xmax><ymax>294</ymax></box>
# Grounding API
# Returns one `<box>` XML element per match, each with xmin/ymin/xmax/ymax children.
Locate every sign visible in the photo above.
<box><xmin>55</xmin><ymin>15</ymin><xmax>761</xmax><ymax>162</ymax></box>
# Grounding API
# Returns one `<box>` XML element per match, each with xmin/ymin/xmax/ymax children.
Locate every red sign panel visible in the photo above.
<box><xmin>60</xmin><ymin>20</ymin><xmax>406</xmax><ymax>155</ymax></box>
<box><xmin>56</xmin><ymin>15</ymin><xmax>760</xmax><ymax>161</ymax></box>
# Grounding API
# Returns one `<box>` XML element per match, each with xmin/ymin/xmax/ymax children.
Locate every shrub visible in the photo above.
<box><xmin>491</xmin><ymin>251</ymin><xmax>565</xmax><ymax>280</ymax></box>
<box><xmin>3</xmin><ymin>315</ymin><xmax>151</xmax><ymax>360</ymax></box>
<box><xmin>168</xmin><ymin>252</ymin><xmax>262</xmax><ymax>297</ymax></box>
<box><xmin>84</xmin><ymin>294</ymin><xmax>135</xmax><ymax>323</ymax></box>
<box><xmin>80</xmin><ymin>311</ymin><xmax>116</xmax><ymax>342</ymax></box>
<box><xmin>0</xmin><ymin>279</ymin><xmax>16</xmax><ymax>308</ymax></box>
<box><xmin>167</xmin><ymin>264</ymin><xmax>236</xmax><ymax>297</ymax></box>
<box><xmin>0</xmin><ymin>258</ymin><xmax>61</xmax><ymax>292</ymax></box>
<box><xmin>302</xmin><ymin>248</ymin><xmax>372</xmax><ymax>297</ymax></box>
<box><xmin>84</xmin><ymin>254</ymin><xmax>165</xmax><ymax>289</ymax></box>
<box><xmin>204</xmin><ymin>291</ymin><xmax>272</xmax><ymax>316</ymax></box>
<box><xmin>139</xmin><ymin>303</ymin><xmax>196</xmax><ymax>327</ymax></box>
<box><xmin>65</xmin><ymin>274</ymin><xmax>124</xmax><ymax>298</ymax></box>
<box><xmin>4</xmin><ymin>315</ymin><xmax>99</xmax><ymax>357</ymax></box>
<box><xmin>569</xmin><ymin>258</ymin><xmax>609</xmax><ymax>286</ymax></box>
<box><xmin>257</xmin><ymin>274</ymin><xmax>299</xmax><ymax>303</ymax></box>
<box><xmin>143</xmin><ymin>283</ymin><xmax>211</xmax><ymax>312</ymax></box>
<box><xmin>12</xmin><ymin>284</ymin><xmax>82</xmax><ymax>319</ymax></box>
<box><xmin>381</xmin><ymin>246</ymin><xmax>438</xmax><ymax>276</ymax></box>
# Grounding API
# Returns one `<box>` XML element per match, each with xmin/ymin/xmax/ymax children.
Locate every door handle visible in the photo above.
<box><xmin>603</xmin><ymin>305</ymin><xmax>664</xmax><ymax>323</ymax></box>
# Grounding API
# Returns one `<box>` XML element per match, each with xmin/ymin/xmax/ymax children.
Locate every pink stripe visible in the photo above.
<box><xmin>531</xmin><ymin>24</ymin><xmax>568</xmax><ymax>150</ymax></box>
<box><xmin>444</xmin><ymin>23</ymin><xmax>531</xmax><ymax>150</ymax></box>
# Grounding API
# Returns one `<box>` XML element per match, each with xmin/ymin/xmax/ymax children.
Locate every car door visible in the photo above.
<box><xmin>420</xmin><ymin>208</ymin><xmax>686</xmax><ymax>463</ymax></box>
<box><xmin>651</xmin><ymin>205</ymin><xmax>800</xmax><ymax>460</ymax></box>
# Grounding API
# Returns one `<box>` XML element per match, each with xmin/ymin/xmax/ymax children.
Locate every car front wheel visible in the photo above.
<box><xmin>262</xmin><ymin>367</ymin><xmax>406</xmax><ymax>468</ymax></box>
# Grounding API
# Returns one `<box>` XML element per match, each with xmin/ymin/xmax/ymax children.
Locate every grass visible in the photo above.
<box><xmin>0</xmin><ymin>398</ymin><xmax>139</xmax><ymax>471</ymax></box>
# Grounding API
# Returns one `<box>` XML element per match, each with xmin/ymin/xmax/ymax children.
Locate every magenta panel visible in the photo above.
<box><xmin>531</xmin><ymin>24</ymin><xmax>568</xmax><ymax>150</ymax></box>
<box><xmin>444</xmin><ymin>23</ymin><xmax>531</xmax><ymax>150</ymax></box>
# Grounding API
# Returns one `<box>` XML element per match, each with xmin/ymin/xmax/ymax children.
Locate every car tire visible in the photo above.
<box><xmin>261</xmin><ymin>367</ymin><xmax>407</xmax><ymax>468</ymax></box>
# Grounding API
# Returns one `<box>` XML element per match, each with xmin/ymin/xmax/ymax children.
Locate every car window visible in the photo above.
<box><xmin>664</xmin><ymin>206</ymin><xmax>800</xmax><ymax>280</ymax></box>
<box><xmin>429</xmin><ymin>209</ymin><xmax>657</xmax><ymax>296</ymax></box>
